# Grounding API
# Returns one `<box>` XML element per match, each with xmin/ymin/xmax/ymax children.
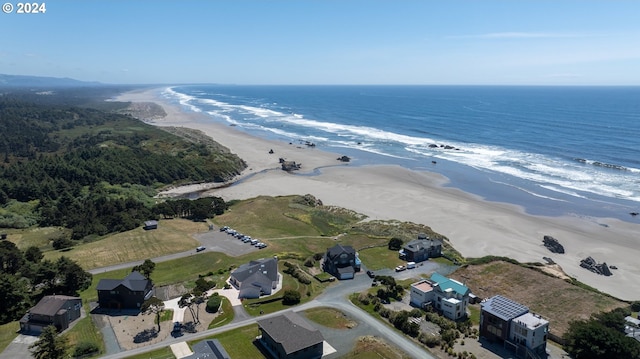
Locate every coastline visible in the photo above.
<box><xmin>115</xmin><ymin>87</ymin><xmax>640</xmax><ymax>301</ymax></box>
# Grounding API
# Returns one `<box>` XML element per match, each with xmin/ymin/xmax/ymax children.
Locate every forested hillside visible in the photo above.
<box><xmin>0</xmin><ymin>95</ymin><xmax>246</xmax><ymax>239</ymax></box>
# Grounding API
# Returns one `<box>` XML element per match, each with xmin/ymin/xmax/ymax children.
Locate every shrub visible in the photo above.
<box><xmin>282</xmin><ymin>290</ymin><xmax>301</xmax><ymax>305</ymax></box>
<box><xmin>52</xmin><ymin>236</ymin><xmax>74</xmax><ymax>250</ymax></box>
<box><xmin>194</xmin><ymin>277</ymin><xmax>215</xmax><ymax>293</ymax></box>
<box><xmin>206</xmin><ymin>293</ymin><xmax>222</xmax><ymax>313</ymax></box>
<box><xmin>313</xmin><ymin>252</ymin><xmax>323</xmax><ymax>261</ymax></box>
<box><xmin>73</xmin><ymin>341</ymin><xmax>100</xmax><ymax>357</ymax></box>
<box><xmin>303</xmin><ymin>257</ymin><xmax>315</xmax><ymax>267</ymax></box>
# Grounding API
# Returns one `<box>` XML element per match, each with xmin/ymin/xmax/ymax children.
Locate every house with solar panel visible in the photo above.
<box><xmin>480</xmin><ymin>295</ymin><xmax>549</xmax><ymax>359</ymax></box>
<box><xmin>229</xmin><ymin>257</ymin><xmax>280</xmax><ymax>299</ymax></box>
<box><xmin>257</xmin><ymin>311</ymin><xmax>324</xmax><ymax>359</ymax></box>
<box><xmin>409</xmin><ymin>273</ymin><xmax>470</xmax><ymax>320</ymax></box>
<box><xmin>96</xmin><ymin>271</ymin><xmax>154</xmax><ymax>310</ymax></box>
<box><xmin>323</xmin><ymin>244</ymin><xmax>361</xmax><ymax>280</ymax></box>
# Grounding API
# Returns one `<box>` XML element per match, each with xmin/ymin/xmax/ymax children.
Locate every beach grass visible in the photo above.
<box><xmin>451</xmin><ymin>260</ymin><xmax>628</xmax><ymax>336</ymax></box>
<box><xmin>342</xmin><ymin>336</ymin><xmax>412</xmax><ymax>359</ymax></box>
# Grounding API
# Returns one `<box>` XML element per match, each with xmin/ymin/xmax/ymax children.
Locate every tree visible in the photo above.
<box><xmin>141</xmin><ymin>297</ymin><xmax>165</xmax><ymax>333</ymax></box>
<box><xmin>24</xmin><ymin>246</ymin><xmax>43</xmax><ymax>263</ymax></box>
<box><xmin>0</xmin><ymin>273</ymin><xmax>31</xmax><ymax>323</ymax></box>
<box><xmin>54</xmin><ymin>256</ymin><xmax>92</xmax><ymax>295</ymax></box>
<box><xmin>388</xmin><ymin>237</ymin><xmax>403</xmax><ymax>250</ymax></box>
<box><xmin>179</xmin><ymin>293</ymin><xmax>198</xmax><ymax>324</ymax></box>
<box><xmin>282</xmin><ymin>290</ymin><xmax>301</xmax><ymax>305</ymax></box>
<box><xmin>133</xmin><ymin>259</ymin><xmax>156</xmax><ymax>280</ymax></box>
<box><xmin>29</xmin><ymin>325</ymin><xmax>69</xmax><ymax>359</ymax></box>
<box><xmin>564</xmin><ymin>317</ymin><xmax>640</xmax><ymax>359</ymax></box>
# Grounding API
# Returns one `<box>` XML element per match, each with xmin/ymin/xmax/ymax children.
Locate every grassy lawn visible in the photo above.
<box><xmin>123</xmin><ymin>347</ymin><xmax>175</xmax><ymax>359</ymax></box>
<box><xmin>208</xmin><ymin>298</ymin><xmax>234</xmax><ymax>329</ymax></box>
<box><xmin>63</xmin><ymin>306</ymin><xmax>105</xmax><ymax>357</ymax></box>
<box><xmin>44</xmin><ymin>219</ymin><xmax>204</xmax><ymax>269</ymax></box>
<box><xmin>0</xmin><ymin>321</ymin><xmax>19</xmax><ymax>353</ymax></box>
<box><xmin>193</xmin><ymin>324</ymin><xmax>264</xmax><ymax>359</ymax></box>
<box><xmin>304</xmin><ymin>307</ymin><xmax>356</xmax><ymax>329</ymax></box>
<box><xmin>358</xmin><ymin>246</ymin><xmax>404</xmax><ymax>270</ymax></box>
<box><xmin>156</xmin><ymin>310</ymin><xmax>174</xmax><ymax>324</ymax></box>
<box><xmin>451</xmin><ymin>260</ymin><xmax>628</xmax><ymax>336</ymax></box>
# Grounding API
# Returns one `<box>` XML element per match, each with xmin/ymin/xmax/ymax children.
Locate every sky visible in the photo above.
<box><xmin>1</xmin><ymin>1</ymin><xmax>639</xmax><ymax>85</ymax></box>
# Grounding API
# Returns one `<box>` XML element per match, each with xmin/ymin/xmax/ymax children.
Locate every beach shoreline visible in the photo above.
<box><xmin>114</xmin><ymin>87</ymin><xmax>640</xmax><ymax>301</ymax></box>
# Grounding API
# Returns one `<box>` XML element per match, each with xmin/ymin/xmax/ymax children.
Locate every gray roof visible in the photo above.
<box><xmin>30</xmin><ymin>295</ymin><xmax>80</xmax><ymax>317</ymax></box>
<box><xmin>96</xmin><ymin>271</ymin><xmax>150</xmax><ymax>292</ymax></box>
<box><xmin>403</xmin><ymin>238</ymin><xmax>442</xmax><ymax>253</ymax></box>
<box><xmin>326</xmin><ymin>244</ymin><xmax>355</xmax><ymax>260</ymax></box>
<box><xmin>183</xmin><ymin>339</ymin><xmax>231</xmax><ymax>359</ymax></box>
<box><xmin>258</xmin><ymin>311</ymin><xmax>324</xmax><ymax>355</ymax></box>
<box><xmin>481</xmin><ymin>295</ymin><xmax>529</xmax><ymax>321</ymax></box>
<box><xmin>231</xmin><ymin>258</ymin><xmax>278</xmax><ymax>283</ymax></box>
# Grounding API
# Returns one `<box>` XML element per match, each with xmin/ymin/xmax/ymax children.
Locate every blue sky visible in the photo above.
<box><xmin>1</xmin><ymin>1</ymin><xmax>639</xmax><ymax>85</ymax></box>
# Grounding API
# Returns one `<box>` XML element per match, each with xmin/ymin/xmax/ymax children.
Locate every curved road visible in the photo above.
<box><xmin>98</xmin><ymin>266</ymin><xmax>436</xmax><ymax>359</ymax></box>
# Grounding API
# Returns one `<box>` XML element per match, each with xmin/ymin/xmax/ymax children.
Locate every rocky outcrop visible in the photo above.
<box><xmin>337</xmin><ymin>155</ymin><xmax>351</xmax><ymax>162</ymax></box>
<box><xmin>543</xmin><ymin>235</ymin><xmax>565</xmax><ymax>254</ymax></box>
<box><xmin>580</xmin><ymin>256</ymin><xmax>612</xmax><ymax>276</ymax></box>
<box><xmin>281</xmin><ymin>160</ymin><xmax>301</xmax><ymax>171</ymax></box>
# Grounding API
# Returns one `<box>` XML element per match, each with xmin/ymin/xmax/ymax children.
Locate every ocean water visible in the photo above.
<box><xmin>162</xmin><ymin>85</ymin><xmax>640</xmax><ymax>222</ymax></box>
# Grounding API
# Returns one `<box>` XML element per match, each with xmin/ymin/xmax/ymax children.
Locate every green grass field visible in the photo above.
<box><xmin>0</xmin><ymin>321</ymin><xmax>19</xmax><ymax>353</ymax></box>
<box><xmin>193</xmin><ymin>324</ymin><xmax>264</xmax><ymax>359</ymax></box>
<box><xmin>63</xmin><ymin>306</ymin><xmax>105</xmax><ymax>358</ymax></box>
<box><xmin>123</xmin><ymin>347</ymin><xmax>175</xmax><ymax>359</ymax></box>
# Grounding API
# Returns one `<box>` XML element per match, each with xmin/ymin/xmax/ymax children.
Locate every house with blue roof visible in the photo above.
<box><xmin>409</xmin><ymin>273</ymin><xmax>470</xmax><ymax>320</ymax></box>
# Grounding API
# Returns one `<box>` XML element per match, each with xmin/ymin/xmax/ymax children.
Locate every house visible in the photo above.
<box><xmin>257</xmin><ymin>311</ymin><xmax>324</xmax><ymax>359</ymax></box>
<box><xmin>323</xmin><ymin>244</ymin><xmax>361</xmax><ymax>280</ymax></box>
<box><xmin>399</xmin><ymin>233</ymin><xmax>442</xmax><ymax>263</ymax></box>
<box><xmin>229</xmin><ymin>257</ymin><xmax>280</xmax><ymax>299</ymax></box>
<box><xmin>97</xmin><ymin>271</ymin><xmax>154</xmax><ymax>310</ymax></box>
<box><xmin>183</xmin><ymin>339</ymin><xmax>231</xmax><ymax>359</ymax></box>
<box><xmin>480</xmin><ymin>295</ymin><xmax>549</xmax><ymax>359</ymax></box>
<box><xmin>143</xmin><ymin>220</ymin><xmax>158</xmax><ymax>230</ymax></box>
<box><xmin>20</xmin><ymin>295</ymin><xmax>82</xmax><ymax>334</ymax></box>
<box><xmin>409</xmin><ymin>273</ymin><xmax>470</xmax><ymax>320</ymax></box>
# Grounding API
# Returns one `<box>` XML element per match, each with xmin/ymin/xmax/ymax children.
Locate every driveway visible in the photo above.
<box><xmin>0</xmin><ymin>335</ymin><xmax>37</xmax><ymax>359</ymax></box>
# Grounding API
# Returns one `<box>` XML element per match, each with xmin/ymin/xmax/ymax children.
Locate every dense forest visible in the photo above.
<box><xmin>0</xmin><ymin>240</ymin><xmax>92</xmax><ymax>323</ymax></box>
<box><xmin>0</xmin><ymin>92</ymin><xmax>246</xmax><ymax>240</ymax></box>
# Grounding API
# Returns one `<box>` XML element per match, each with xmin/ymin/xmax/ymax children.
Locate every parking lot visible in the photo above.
<box><xmin>192</xmin><ymin>227</ymin><xmax>265</xmax><ymax>257</ymax></box>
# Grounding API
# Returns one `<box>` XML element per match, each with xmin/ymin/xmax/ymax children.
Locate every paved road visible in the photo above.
<box><xmin>99</xmin><ymin>269</ymin><xmax>437</xmax><ymax>359</ymax></box>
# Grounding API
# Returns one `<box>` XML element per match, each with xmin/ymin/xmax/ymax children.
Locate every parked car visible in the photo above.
<box><xmin>196</xmin><ymin>246</ymin><xmax>206</xmax><ymax>252</ymax></box>
<box><xmin>395</xmin><ymin>265</ymin><xmax>406</xmax><ymax>272</ymax></box>
<box><xmin>250</xmin><ymin>239</ymin><xmax>258</xmax><ymax>245</ymax></box>
<box><xmin>407</xmin><ymin>261</ymin><xmax>416</xmax><ymax>269</ymax></box>
<box><xmin>366</xmin><ymin>270</ymin><xmax>375</xmax><ymax>278</ymax></box>
<box><xmin>219</xmin><ymin>226</ymin><xmax>229</xmax><ymax>232</ymax></box>
<box><xmin>257</xmin><ymin>243</ymin><xmax>267</xmax><ymax>249</ymax></box>
<box><xmin>242</xmin><ymin>237</ymin><xmax>252</xmax><ymax>243</ymax></box>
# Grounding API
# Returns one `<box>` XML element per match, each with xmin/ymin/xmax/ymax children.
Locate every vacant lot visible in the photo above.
<box><xmin>44</xmin><ymin>219</ymin><xmax>204</xmax><ymax>269</ymax></box>
<box><xmin>450</xmin><ymin>260</ymin><xmax>627</xmax><ymax>336</ymax></box>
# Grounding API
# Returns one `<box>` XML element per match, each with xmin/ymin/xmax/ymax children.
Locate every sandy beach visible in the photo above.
<box><xmin>115</xmin><ymin>88</ymin><xmax>640</xmax><ymax>301</ymax></box>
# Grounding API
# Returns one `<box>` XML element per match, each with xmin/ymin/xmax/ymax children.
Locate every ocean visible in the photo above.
<box><xmin>162</xmin><ymin>85</ymin><xmax>640</xmax><ymax>222</ymax></box>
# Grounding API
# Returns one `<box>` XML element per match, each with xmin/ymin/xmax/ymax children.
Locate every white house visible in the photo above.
<box><xmin>409</xmin><ymin>273</ymin><xmax>470</xmax><ymax>320</ymax></box>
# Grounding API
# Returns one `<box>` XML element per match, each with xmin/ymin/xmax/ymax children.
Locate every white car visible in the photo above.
<box><xmin>395</xmin><ymin>265</ymin><xmax>406</xmax><ymax>272</ymax></box>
